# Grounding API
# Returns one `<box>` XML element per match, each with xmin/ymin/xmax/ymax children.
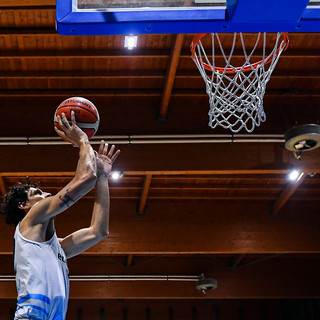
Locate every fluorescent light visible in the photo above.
<box><xmin>124</xmin><ymin>35</ymin><xmax>137</xmax><ymax>50</ymax></box>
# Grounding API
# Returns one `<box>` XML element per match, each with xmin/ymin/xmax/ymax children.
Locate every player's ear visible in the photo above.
<box><xmin>18</xmin><ymin>202</ymin><xmax>30</xmax><ymax>211</ymax></box>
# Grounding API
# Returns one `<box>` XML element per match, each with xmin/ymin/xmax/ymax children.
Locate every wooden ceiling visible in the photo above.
<box><xmin>1</xmin><ymin>0</ymin><xmax>320</xmax><ymax>314</ymax></box>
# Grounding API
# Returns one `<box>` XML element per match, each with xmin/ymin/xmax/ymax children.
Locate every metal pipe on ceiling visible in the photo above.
<box><xmin>0</xmin><ymin>275</ymin><xmax>201</xmax><ymax>282</ymax></box>
<box><xmin>0</xmin><ymin>134</ymin><xmax>285</xmax><ymax>146</ymax></box>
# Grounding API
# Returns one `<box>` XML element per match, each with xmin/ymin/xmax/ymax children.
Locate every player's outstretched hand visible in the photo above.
<box><xmin>54</xmin><ymin>111</ymin><xmax>88</xmax><ymax>147</ymax></box>
<box><xmin>96</xmin><ymin>140</ymin><xmax>120</xmax><ymax>177</ymax></box>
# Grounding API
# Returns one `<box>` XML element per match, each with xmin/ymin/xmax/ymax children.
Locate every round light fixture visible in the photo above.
<box><xmin>285</xmin><ymin>124</ymin><xmax>320</xmax><ymax>152</ymax></box>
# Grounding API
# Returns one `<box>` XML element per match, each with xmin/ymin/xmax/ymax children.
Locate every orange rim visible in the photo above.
<box><xmin>190</xmin><ymin>32</ymin><xmax>289</xmax><ymax>74</ymax></box>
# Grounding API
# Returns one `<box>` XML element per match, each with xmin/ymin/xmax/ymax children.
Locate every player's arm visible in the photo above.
<box><xmin>60</xmin><ymin>141</ymin><xmax>120</xmax><ymax>259</ymax></box>
<box><xmin>23</xmin><ymin>112</ymin><xmax>97</xmax><ymax>225</ymax></box>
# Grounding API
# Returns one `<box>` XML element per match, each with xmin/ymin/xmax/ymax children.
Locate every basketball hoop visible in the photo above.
<box><xmin>191</xmin><ymin>32</ymin><xmax>289</xmax><ymax>133</ymax></box>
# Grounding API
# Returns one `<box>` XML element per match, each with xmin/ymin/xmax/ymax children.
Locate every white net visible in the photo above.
<box><xmin>191</xmin><ymin>32</ymin><xmax>289</xmax><ymax>133</ymax></box>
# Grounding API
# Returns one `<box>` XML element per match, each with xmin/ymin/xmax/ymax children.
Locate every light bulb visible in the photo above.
<box><xmin>288</xmin><ymin>169</ymin><xmax>300</xmax><ymax>181</ymax></box>
<box><xmin>124</xmin><ymin>35</ymin><xmax>137</xmax><ymax>50</ymax></box>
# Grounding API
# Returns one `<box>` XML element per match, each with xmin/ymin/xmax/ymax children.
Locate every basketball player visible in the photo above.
<box><xmin>1</xmin><ymin>111</ymin><xmax>120</xmax><ymax>320</ymax></box>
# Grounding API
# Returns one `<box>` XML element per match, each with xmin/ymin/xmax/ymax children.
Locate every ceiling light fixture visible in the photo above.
<box><xmin>284</xmin><ymin>124</ymin><xmax>320</xmax><ymax>159</ymax></box>
<box><xmin>288</xmin><ymin>169</ymin><xmax>301</xmax><ymax>181</ymax></box>
<box><xmin>110</xmin><ymin>170</ymin><xmax>123</xmax><ymax>180</ymax></box>
<box><xmin>124</xmin><ymin>35</ymin><xmax>137</xmax><ymax>50</ymax></box>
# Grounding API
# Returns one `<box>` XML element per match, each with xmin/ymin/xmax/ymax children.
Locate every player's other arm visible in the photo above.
<box><xmin>23</xmin><ymin>112</ymin><xmax>97</xmax><ymax>224</ymax></box>
<box><xmin>60</xmin><ymin>141</ymin><xmax>120</xmax><ymax>259</ymax></box>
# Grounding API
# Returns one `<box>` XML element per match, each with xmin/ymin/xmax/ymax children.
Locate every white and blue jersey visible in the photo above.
<box><xmin>14</xmin><ymin>224</ymin><xmax>69</xmax><ymax>320</ymax></box>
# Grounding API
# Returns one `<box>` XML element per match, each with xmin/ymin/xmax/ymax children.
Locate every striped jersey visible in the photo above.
<box><xmin>14</xmin><ymin>224</ymin><xmax>69</xmax><ymax>320</ymax></box>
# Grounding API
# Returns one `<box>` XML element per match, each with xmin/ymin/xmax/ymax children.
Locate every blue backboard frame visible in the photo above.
<box><xmin>56</xmin><ymin>0</ymin><xmax>320</xmax><ymax>35</ymax></box>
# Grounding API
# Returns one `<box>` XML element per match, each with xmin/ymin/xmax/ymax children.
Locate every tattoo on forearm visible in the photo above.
<box><xmin>59</xmin><ymin>189</ymin><xmax>75</xmax><ymax>208</ymax></box>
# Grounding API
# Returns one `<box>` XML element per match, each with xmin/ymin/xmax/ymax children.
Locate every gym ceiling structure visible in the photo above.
<box><xmin>0</xmin><ymin>1</ymin><xmax>320</xmax><ymax>319</ymax></box>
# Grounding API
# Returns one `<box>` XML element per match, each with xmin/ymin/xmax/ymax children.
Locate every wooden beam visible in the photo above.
<box><xmin>1</xmin><ymin>70</ymin><xmax>320</xmax><ymax>79</ymax></box>
<box><xmin>1</xmin><ymin>143</ymin><xmax>319</xmax><ymax>173</ymax></box>
<box><xmin>0</xmin><ymin>28</ymin><xmax>56</xmax><ymax>34</ymax></box>
<box><xmin>1</xmin><ymin>89</ymin><xmax>320</xmax><ymax>98</ymax></box>
<box><xmin>0</xmin><ymin>70</ymin><xmax>164</xmax><ymax>78</ymax></box>
<box><xmin>137</xmin><ymin>174</ymin><xmax>152</xmax><ymax>214</ymax></box>
<box><xmin>0</xmin><ymin>170</ymin><xmax>292</xmax><ymax>177</ymax></box>
<box><xmin>0</xmin><ymin>172</ymin><xmax>74</xmax><ymax>177</ymax></box>
<box><xmin>0</xmin><ymin>89</ymin><xmax>162</xmax><ymax>97</ymax></box>
<box><xmin>0</xmin><ymin>176</ymin><xmax>7</xmax><ymax>197</ymax></box>
<box><xmin>1</xmin><ymin>48</ymin><xmax>319</xmax><ymax>59</ymax></box>
<box><xmin>125</xmin><ymin>170</ymin><xmax>290</xmax><ymax>175</ymax></box>
<box><xmin>271</xmin><ymin>172</ymin><xmax>307</xmax><ymax>215</ymax></box>
<box><xmin>0</xmin><ymin>0</ymin><xmax>54</xmax><ymax>7</ymax></box>
<box><xmin>0</xmin><ymin>49</ymin><xmax>170</xmax><ymax>58</ymax></box>
<box><xmin>158</xmin><ymin>34</ymin><xmax>184</xmax><ymax>120</ymax></box>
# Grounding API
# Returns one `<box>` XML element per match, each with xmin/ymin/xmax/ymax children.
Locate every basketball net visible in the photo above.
<box><xmin>191</xmin><ymin>32</ymin><xmax>289</xmax><ymax>133</ymax></box>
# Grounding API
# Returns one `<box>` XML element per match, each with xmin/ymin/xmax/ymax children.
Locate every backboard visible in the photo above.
<box><xmin>56</xmin><ymin>0</ymin><xmax>320</xmax><ymax>35</ymax></box>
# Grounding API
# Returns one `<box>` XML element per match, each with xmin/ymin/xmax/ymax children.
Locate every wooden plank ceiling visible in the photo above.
<box><xmin>0</xmin><ymin>0</ymin><xmax>320</xmax><ymax>302</ymax></box>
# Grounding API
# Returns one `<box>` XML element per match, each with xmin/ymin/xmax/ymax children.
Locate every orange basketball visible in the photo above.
<box><xmin>54</xmin><ymin>97</ymin><xmax>100</xmax><ymax>141</ymax></box>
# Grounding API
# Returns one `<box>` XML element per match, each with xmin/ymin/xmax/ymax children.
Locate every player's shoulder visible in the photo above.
<box><xmin>18</xmin><ymin>216</ymin><xmax>53</xmax><ymax>243</ymax></box>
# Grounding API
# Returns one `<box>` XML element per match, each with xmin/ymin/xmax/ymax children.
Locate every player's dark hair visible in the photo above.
<box><xmin>0</xmin><ymin>183</ymin><xmax>38</xmax><ymax>226</ymax></box>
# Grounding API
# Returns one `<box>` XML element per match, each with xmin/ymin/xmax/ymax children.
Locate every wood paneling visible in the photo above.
<box><xmin>1</xmin><ymin>200</ymin><xmax>320</xmax><ymax>254</ymax></box>
<box><xmin>1</xmin><ymin>256</ymin><xmax>320</xmax><ymax>298</ymax></box>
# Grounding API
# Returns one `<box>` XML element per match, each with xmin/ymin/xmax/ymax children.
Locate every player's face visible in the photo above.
<box><xmin>27</xmin><ymin>187</ymin><xmax>51</xmax><ymax>207</ymax></box>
